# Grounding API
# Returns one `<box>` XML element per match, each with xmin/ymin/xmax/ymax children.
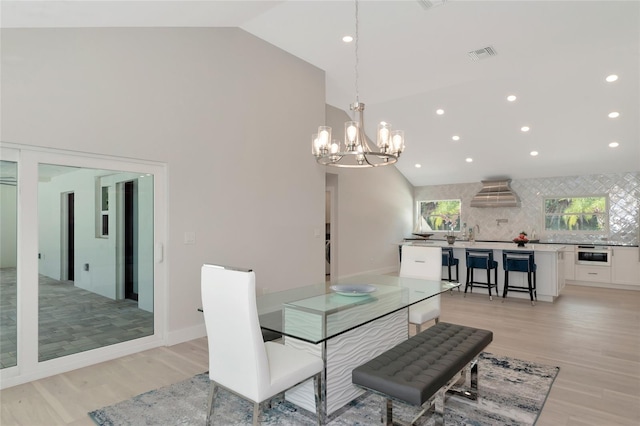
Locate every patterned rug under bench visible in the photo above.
<box><xmin>89</xmin><ymin>352</ymin><xmax>559</xmax><ymax>425</ymax></box>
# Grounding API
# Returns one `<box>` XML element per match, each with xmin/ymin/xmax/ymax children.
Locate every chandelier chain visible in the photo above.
<box><xmin>354</xmin><ymin>0</ymin><xmax>359</xmax><ymax>104</ymax></box>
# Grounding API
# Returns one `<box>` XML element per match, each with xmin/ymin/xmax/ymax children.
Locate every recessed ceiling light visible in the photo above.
<box><xmin>436</xmin><ymin>109</ymin><xmax>445</xmax><ymax>115</ymax></box>
<box><xmin>507</xmin><ymin>95</ymin><xmax>517</xmax><ymax>102</ymax></box>
<box><xmin>530</xmin><ymin>151</ymin><xmax>539</xmax><ymax>156</ymax></box>
<box><xmin>605</xmin><ymin>74</ymin><xmax>618</xmax><ymax>83</ymax></box>
<box><xmin>342</xmin><ymin>35</ymin><xmax>353</xmax><ymax>43</ymax></box>
<box><xmin>452</xmin><ymin>135</ymin><xmax>460</xmax><ymax>141</ymax></box>
<box><xmin>521</xmin><ymin>126</ymin><xmax>530</xmax><ymax>132</ymax></box>
<box><xmin>415</xmin><ymin>163</ymin><xmax>422</xmax><ymax>168</ymax></box>
<box><xmin>609</xmin><ymin>142</ymin><xmax>619</xmax><ymax>148</ymax></box>
<box><xmin>465</xmin><ymin>157</ymin><xmax>473</xmax><ymax>163</ymax></box>
<box><xmin>608</xmin><ymin>111</ymin><xmax>620</xmax><ymax>118</ymax></box>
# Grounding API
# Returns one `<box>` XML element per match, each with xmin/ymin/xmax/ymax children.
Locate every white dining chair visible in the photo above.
<box><xmin>201</xmin><ymin>264</ymin><xmax>324</xmax><ymax>426</ymax></box>
<box><xmin>399</xmin><ymin>245</ymin><xmax>443</xmax><ymax>333</ymax></box>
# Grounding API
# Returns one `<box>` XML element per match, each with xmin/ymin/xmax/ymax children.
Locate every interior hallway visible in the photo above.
<box><xmin>0</xmin><ymin>268</ymin><xmax>153</xmax><ymax>367</ymax></box>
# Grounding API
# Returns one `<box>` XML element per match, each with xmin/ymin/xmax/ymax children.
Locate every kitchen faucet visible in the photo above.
<box><xmin>469</xmin><ymin>224</ymin><xmax>480</xmax><ymax>242</ymax></box>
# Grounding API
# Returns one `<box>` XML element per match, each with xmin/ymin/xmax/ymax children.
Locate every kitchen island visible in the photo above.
<box><xmin>401</xmin><ymin>240</ymin><xmax>566</xmax><ymax>302</ymax></box>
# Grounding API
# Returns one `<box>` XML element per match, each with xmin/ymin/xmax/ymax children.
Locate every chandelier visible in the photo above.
<box><xmin>311</xmin><ymin>0</ymin><xmax>405</xmax><ymax>168</ymax></box>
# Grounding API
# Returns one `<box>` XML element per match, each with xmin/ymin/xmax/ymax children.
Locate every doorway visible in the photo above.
<box><xmin>61</xmin><ymin>192</ymin><xmax>75</xmax><ymax>281</ymax></box>
<box><xmin>123</xmin><ymin>180</ymin><xmax>137</xmax><ymax>301</ymax></box>
<box><xmin>326</xmin><ymin>174</ymin><xmax>338</xmax><ymax>279</ymax></box>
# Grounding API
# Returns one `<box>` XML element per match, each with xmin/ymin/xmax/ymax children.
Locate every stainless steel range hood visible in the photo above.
<box><xmin>470</xmin><ymin>179</ymin><xmax>520</xmax><ymax>208</ymax></box>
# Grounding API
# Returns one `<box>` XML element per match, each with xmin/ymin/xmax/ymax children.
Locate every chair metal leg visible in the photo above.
<box><xmin>486</xmin><ymin>268</ymin><xmax>492</xmax><ymax>300</ymax></box>
<box><xmin>527</xmin><ymin>271</ymin><xmax>536</xmax><ymax>306</ymax></box>
<box><xmin>464</xmin><ymin>268</ymin><xmax>473</xmax><ymax>296</ymax></box>
<box><xmin>503</xmin><ymin>271</ymin><xmax>509</xmax><ymax>299</ymax></box>
<box><xmin>206</xmin><ymin>382</ymin><xmax>218</xmax><ymax>426</ymax></box>
<box><xmin>252</xmin><ymin>401</ymin><xmax>261</xmax><ymax>426</ymax></box>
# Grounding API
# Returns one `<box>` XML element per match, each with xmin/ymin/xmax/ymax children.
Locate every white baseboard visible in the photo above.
<box><xmin>166</xmin><ymin>323</ymin><xmax>207</xmax><ymax>346</ymax></box>
<box><xmin>566</xmin><ymin>280</ymin><xmax>640</xmax><ymax>291</ymax></box>
<box><xmin>0</xmin><ymin>336</ymin><xmax>163</xmax><ymax>389</ymax></box>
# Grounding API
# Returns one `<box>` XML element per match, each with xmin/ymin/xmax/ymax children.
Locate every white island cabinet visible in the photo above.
<box><xmin>612</xmin><ymin>247</ymin><xmax>640</xmax><ymax>286</ymax></box>
<box><xmin>401</xmin><ymin>240</ymin><xmax>565</xmax><ymax>302</ymax></box>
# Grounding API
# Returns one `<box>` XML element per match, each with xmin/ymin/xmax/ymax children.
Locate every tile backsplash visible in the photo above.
<box><xmin>413</xmin><ymin>172</ymin><xmax>640</xmax><ymax>246</ymax></box>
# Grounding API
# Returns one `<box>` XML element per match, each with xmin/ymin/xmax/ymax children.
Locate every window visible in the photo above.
<box><xmin>417</xmin><ymin>199</ymin><xmax>461</xmax><ymax>232</ymax></box>
<box><xmin>544</xmin><ymin>196</ymin><xmax>607</xmax><ymax>232</ymax></box>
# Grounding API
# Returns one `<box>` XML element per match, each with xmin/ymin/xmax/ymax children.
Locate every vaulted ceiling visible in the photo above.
<box><xmin>3</xmin><ymin>1</ymin><xmax>638</xmax><ymax>186</ymax></box>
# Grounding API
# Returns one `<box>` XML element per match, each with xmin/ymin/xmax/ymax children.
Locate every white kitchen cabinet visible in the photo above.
<box><xmin>563</xmin><ymin>247</ymin><xmax>575</xmax><ymax>280</ymax></box>
<box><xmin>575</xmin><ymin>264</ymin><xmax>611</xmax><ymax>283</ymax></box>
<box><xmin>556</xmin><ymin>250</ymin><xmax>566</xmax><ymax>293</ymax></box>
<box><xmin>611</xmin><ymin>247</ymin><xmax>640</xmax><ymax>286</ymax></box>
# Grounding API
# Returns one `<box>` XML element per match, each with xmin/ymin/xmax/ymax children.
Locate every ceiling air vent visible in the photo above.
<box><xmin>468</xmin><ymin>46</ymin><xmax>497</xmax><ymax>61</ymax></box>
<box><xmin>416</xmin><ymin>0</ymin><xmax>447</xmax><ymax>10</ymax></box>
<box><xmin>470</xmin><ymin>179</ymin><xmax>520</xmax><ymax>208</ymax></box>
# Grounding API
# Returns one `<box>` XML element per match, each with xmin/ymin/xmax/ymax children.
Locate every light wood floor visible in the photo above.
<box><xmin>1</xmin><ymin>284</ymin><xmax>639</xmax><ymax>425</ymax></box>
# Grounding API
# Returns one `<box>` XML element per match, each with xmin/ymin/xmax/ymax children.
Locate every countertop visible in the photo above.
<box><xmin>403</xmin><ymin>238</ymin><xmax>638</xmax><ymax>248</ymax></box>
<box><xmin>401</xmin><ymin>239</ymin><xmax>564</xmax><ymax>252</ymax></box>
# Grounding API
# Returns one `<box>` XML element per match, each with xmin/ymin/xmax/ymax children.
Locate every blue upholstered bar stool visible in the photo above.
<box><xmin>442</xmin><ymin>247</ymin><xmax>459</xmax><ymax>287</ymax></box>
<box><xmin>502</xmin><ymin>250</ymin><xmax>537</xmax><ymax>305</ymax></box>
<box><xmin>464</xmin><ymin>248</ymin><xmax>498</xmax><ymax>300</ymax></box>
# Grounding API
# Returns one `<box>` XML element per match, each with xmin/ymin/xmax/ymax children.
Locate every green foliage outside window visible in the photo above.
<box><xmin>417</xmin><ymin>199</ymin><xmax>461</xmax><ymax>232</ymax></box>
<box><xmin>544</xmin><ymin>196</ymin><xmax>607</xmax><ymax>231</ymax></box>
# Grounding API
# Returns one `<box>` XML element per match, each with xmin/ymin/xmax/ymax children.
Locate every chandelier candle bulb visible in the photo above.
<box><xmin>377</xmin><ymin>122</ymin><xmax>391</xmax><ymax>149</ymax></box>
<box><xmin>318</xmin><ymin>126</ymin><xmax>330</xmax><ymax>145</ymax></box>
<box><xmin>392</xmin><ymin>130</ymin><xmax>405</xmax><ymax>154</ymax></box>
<box><xmin>345</xmin><ymin>121</ymin><xmax>359</xmax><ymax>148</ymax></box>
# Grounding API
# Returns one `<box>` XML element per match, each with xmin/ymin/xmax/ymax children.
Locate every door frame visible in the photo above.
<box><xmin>0</xmin><ymin>143</ymin><xmax>167</xmax><ymax>389</ymax></box>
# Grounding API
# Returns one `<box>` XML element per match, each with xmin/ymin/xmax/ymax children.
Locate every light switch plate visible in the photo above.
<box><xmin>184</xmin><ymin>232</ymin><xmax>196</xmax><ymax>244</ymax></box>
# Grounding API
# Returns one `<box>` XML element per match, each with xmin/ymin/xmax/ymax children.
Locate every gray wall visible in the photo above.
<box><xmin>414</xmin><ymin>172</ymin><xmax>640</xmax><ymax>245</ymax></box>
<box><xmin>1</xmin><ymin>27</ymin><xmax>327</xmax><ymax>338</ymax></box>
<box><xmin>325</xmin><ymin>105</ymin><xmax>414</xmax><ymax>276</ymax></box>
<box><xmin>1</xmin><ymin>27</ymin><xmax>415</xmax><ymax>343</ymax></box>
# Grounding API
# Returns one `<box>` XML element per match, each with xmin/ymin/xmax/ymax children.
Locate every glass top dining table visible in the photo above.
<box><xmin>257</xmin><ymin>274</ymin><xmax>459</xmax><ymax>345</ymax></box>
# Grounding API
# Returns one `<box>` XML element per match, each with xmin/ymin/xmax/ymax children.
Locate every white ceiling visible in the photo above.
<box><xmin>2</xmin><ymin>0</ymin><xmax>639</xmax><ymax>186</ymax></box>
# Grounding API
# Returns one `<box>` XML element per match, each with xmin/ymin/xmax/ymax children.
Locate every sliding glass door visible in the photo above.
<box><xmin>0</xmin><ymin>144</ymin><xmax>165</xmax><ymax>386</ymax></box>
<box><xmin>37</xmin><ymin>164</ymin><xmax>155</xmax><ymax>361</ymax></box>
<box><xmin>0</xmin><ymin>159</ymin><xmax>18</xmax><ymax>369</ymax></box>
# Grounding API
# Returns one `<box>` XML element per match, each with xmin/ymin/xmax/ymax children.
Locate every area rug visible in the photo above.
<box><xmin>89</xmin><ymin>352</ymin><xmax>559</xmax><ymax>425</ymax></box>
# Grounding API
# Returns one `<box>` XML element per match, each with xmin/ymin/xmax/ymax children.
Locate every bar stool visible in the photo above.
<box><xmin>442</xmin><ymin>246</ymin><xmax>459</xmax><ymax>286</ymax></box>
<box><xmin>465</xmin><ymin>248</ymin><xmax>498</xmax><ymax>300</ymax></box>
<box><xmin>502</xmin><ymin>250</ymin><xmax>537</xmax><ymax>305</ymax></box>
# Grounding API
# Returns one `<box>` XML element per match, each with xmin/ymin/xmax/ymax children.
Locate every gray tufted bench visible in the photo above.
<box><xmin>352</xmin><ymin>322</ymin><xmax>493</xmax><ymax>425</ymax></box>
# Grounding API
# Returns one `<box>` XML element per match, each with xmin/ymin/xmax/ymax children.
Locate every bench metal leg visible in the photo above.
<box><xmin>382</xmin><ymin>398</ymin><xmax>393</xmax><ymax>425</ymax></box>
<box><xmin>433</xmin><ymin>387</ymin><xmax>445</xmax><ymax>426</ymax></box>
<box><xmin>369</xmin><ymin>356</ymin><xmax>483</xmax><ymax>426</ymax></box>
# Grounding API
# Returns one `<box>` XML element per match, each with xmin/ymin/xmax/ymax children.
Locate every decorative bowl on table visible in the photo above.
<box><xmin>330</xmin><ymin>284</ymin><xmax>376</xmax><ymax>297</ymax></box>
<box><xmin>513</xmin><ymin>231</ymin><xmax>529</xmax><ymax>247</ymax></box>
<box><xmin>513</xmin><ymin>238</ymin><xmax>529</xmax><ymax>247</ymax></box>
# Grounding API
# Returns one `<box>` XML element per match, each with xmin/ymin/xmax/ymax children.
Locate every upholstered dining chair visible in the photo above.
<box><xmin>399</xmin><ymin>246</ymin><xmax>443</xmax><ymax>333</ymax></box>
<box><xmin>201</xmin><ymin>264</ymin><xmax>324</xmax><ymax>426</ymax></box>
